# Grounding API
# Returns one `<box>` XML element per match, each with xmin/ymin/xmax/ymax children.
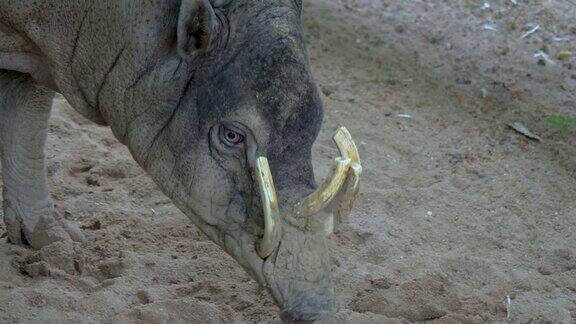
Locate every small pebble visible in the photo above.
<box><xmin>136</xmin><ymin>290</ymin><xmax>152</xmax><ymax>304</ymax></box>
<box><xmin>557</xmin><ymin>50</ymin><xmax>572</xmax><ymax>61</ymax></box>
<box><xmin>86</xmin><ymin>175</ymin><xmax>101</xmax><ymax>187</ymax></box>
<box><xmin>100</xmin><ymin>278</ymin><xmax>116</xmax><ymax>287</ymax></box>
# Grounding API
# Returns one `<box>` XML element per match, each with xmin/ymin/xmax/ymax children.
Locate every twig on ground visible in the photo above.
<box><xmin>521</xmin><ymin>24</ymin><xmax>540</xmax><ymax>39</ymax></box>
<box><xmin>506</xmin><ymin>295</ymin><xmax>512</xmax><ymax>320</ymax></box>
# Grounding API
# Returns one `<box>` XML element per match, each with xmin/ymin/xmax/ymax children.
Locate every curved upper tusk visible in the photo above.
<box><xmin>290</xmin><ymin>127</ymin><xmax>360</xmax><ymax>221</ymax></box>
<box><xmin>331</xmin><ymin>162</ymin><xmax>362</xmax><ymax>227</ymax></box>
<box><xmin>292</xmin><ymin>157</ymin><xmax>351</xmax><ymax>218</ymax></box>
<box><xmin>255</xmin><ymin>157</ymin><xmax>281</xmax><ymax>258</ymax></box>
<box><xmin>334</xmin><ymin>127</ymin><xmax>361</xmax><ymax>165</ymax></box>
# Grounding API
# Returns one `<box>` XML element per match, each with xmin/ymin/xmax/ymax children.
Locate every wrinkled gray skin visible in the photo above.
<box><xmin>0</xmin><ymin>0</ymin><xmax>336</xmax><ymax>321</ymax></box>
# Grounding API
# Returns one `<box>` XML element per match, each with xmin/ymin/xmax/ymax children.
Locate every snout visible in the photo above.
<box><xmin>253</xmin><ymin>127</ymin><xmax>362</xmax><ymax>321</ymax></box>
<box><xmin>280</xmin><ymin>295</ymin><xmax>337</xmax><ymax>322</ymax></box>
<box><xmin>262</xmin><ymin>222</ymin><xmax>338</xmax><ymax>322</ymax></box>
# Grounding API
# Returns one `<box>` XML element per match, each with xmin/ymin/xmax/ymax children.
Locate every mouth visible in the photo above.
<box><xmin>260</xmin><ymin>228</ymin><xmax>337</xmax><ymax>321</ymax></box>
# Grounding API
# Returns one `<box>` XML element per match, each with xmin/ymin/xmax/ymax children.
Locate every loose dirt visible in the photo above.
<box><xmin>1</xmin><ymin>1</ymin><xmax>575</xmax><ymax>323</ymax></box>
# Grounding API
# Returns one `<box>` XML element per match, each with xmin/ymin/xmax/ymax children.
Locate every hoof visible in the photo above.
<box><xmin>4</xmin><ymin>210</ymin><xmax>86</xmax><ymax>250</ymax></box>
<box><xmin>27</xmin><ymin>214</ymin><xmax>86</xmax><ymax>250</ymax></box>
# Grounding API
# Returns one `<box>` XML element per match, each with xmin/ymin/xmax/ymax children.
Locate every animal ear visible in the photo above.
<box><xmin>177</xmin><ymin>0</ymin><xmax>218</xmax><ymax>61</ymax></box>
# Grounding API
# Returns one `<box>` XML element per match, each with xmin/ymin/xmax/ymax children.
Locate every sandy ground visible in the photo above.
<box><xmin>1</xmin><ymin>0</ymin><xmax>576</xmax><ymax>323</ymax></box>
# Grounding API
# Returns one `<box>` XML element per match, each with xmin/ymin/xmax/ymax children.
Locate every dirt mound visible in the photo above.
<box><xmin>111</xmin><ymin>298</ymin><xmax>244</xmax><ymax>324</ymax></box>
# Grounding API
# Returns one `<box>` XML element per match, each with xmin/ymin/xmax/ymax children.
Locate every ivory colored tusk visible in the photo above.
<box><xmin>291</xmin><ymin>127</ymin><xmax>360</xmax><ymax>219</ymax></box>
<box><xmin>329</xmin><ymin>127</ymin><xmax>362</xmax><ymax>231</ymax></box>
<box><xmin>255</xmin><ymin>157</ymin><xmax>281</xmax><ymax>258</ymax></box>
<box><xmin>333</xmin><ymin>127</ymin><xmax>361</xmax><ymax>164</ymax></box>
<box><xmin>331</xmin><ymin>162</ymin><xmax>362</xmax><ymax>227</ymax></box>
<box><xmin>292</xmin><ymin>157</ymin><xmax>351</xmax><ymax>218</ymax></box>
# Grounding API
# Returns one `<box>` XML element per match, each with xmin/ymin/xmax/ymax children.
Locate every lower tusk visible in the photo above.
<box><xmin>255</xmin><ymin>157</ymin><xmax>281</xmax><ymax>258</ymax></box>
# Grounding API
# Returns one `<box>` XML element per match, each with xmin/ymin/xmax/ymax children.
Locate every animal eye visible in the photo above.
<box><xmin>219</xmin><ymin>124</ymin><xmax>245</xmax><ymax>147</ymax></box>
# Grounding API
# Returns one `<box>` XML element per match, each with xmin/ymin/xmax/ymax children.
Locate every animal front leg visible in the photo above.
<box><xmin>0</xmin><ymin>71</ymin><xmax>84</xmax><ymax>249</ymax></box>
